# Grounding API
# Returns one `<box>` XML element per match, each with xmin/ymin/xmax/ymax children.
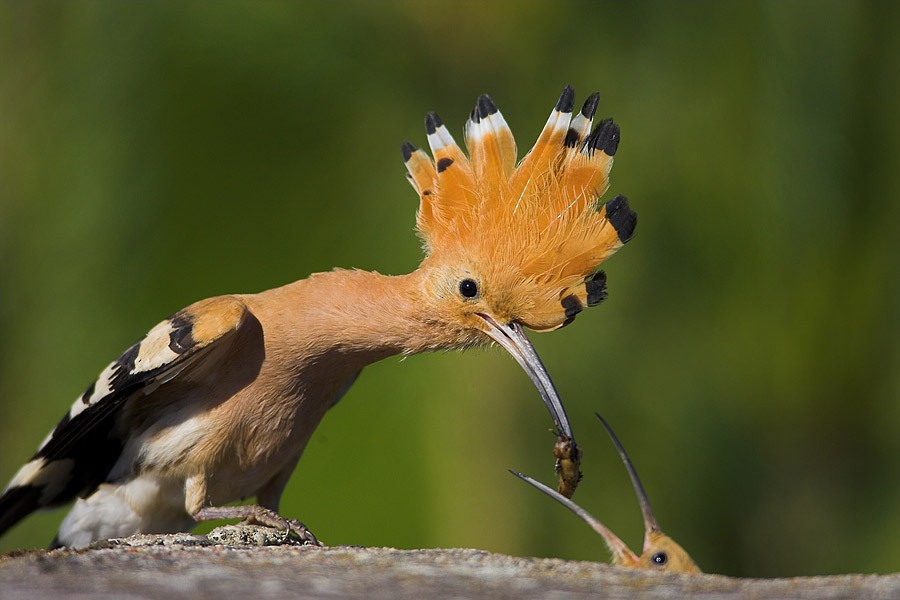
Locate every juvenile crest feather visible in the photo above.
<box><xmin>402</xmin><ymin>86</ymin><xmax>637</xmax><ymax>331</ymax></box>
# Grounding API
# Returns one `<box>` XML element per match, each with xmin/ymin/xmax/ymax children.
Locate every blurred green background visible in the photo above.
<box><xmin>1</xmin><ymin>1</ymin><xmax>898</xmax><ymax>577</ymax></box>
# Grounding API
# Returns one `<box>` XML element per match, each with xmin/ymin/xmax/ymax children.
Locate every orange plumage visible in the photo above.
<box><xmin>403</xmin><ymin>86</ymin><xmax>635</xmax><ymax>333</ymax></box>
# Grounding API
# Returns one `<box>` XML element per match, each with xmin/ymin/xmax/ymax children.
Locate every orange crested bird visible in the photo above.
<box><xmin>0</xmin><ymin>86</ymin><xmax>635</xmax><ymax>549</ymax></box>
<box><xmin>511</xmin><ymin>414</ymin><xmax>700</xmax><ymax>574</ymax></box>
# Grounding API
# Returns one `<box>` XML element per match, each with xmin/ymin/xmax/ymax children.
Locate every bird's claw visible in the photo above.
<box><xmin>195</xmin><ymin>504</ymin><xmax>322</xmax><ymax>546</ymax></box>
<box><xmin>242</xmin><ymin>507</ymin><xmax>322</xmax><ymax>546</ymax></box>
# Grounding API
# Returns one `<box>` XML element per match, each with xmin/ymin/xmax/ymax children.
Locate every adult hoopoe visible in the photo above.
<box><xmin>511</xmin><ymin>414</ymin><xmax>700</xmax><ymax>574</ymax></box>
<box><xmin>0</xmin><ymin>86</ymin><xmax>635</xmax><ymax>549</ymax></box>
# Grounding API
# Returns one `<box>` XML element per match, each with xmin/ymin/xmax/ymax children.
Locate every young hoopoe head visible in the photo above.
<box><xmin>402</xmin><ymin>86</ymin><xmax>636</xmax><ymax>443</ymax></box>
<box><xmin>510</xmin><ymin>414</ymin><xmax>701</xmax><ymax>574</ymax></box>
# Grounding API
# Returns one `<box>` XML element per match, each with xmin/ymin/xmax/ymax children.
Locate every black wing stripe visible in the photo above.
<box><xmin>2</xmin><ymin>297</ymin><xmax>248</xmax><ymax>512</ymax></box>
<box><xmin>0</xmin><ymin>296</ymin><xmax>249</xmax><ymax>539</ymax></box>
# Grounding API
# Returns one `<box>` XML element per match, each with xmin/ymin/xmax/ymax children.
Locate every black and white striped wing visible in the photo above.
<box><xmin>0</xmin><ymin>295</ymin><xmax>249</xmax><ymax>536</ymax></box>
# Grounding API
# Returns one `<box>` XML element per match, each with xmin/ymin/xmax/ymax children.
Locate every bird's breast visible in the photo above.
<box><xmin>195</xmin><ymin>358</ymin><xmax>358</xmax><ymax>503</ymax></box>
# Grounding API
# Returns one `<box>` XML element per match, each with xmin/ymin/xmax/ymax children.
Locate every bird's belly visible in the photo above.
<box><xmin>125</xmin><ymin>368</ymin><xmax>354</xmax><ymax>508</ymax></box>
<box><xmin>203</xmin><ymin>384</ymin><xmax>344</xmax><ymax>505</ymax></box>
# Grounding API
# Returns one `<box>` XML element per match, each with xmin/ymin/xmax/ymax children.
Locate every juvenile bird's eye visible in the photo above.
<box><xmin>652</xmin><ymin>552</ymin><xmax>668</xmax><ymax>566</ymax></box>
<box><xmin>459</xmin><ymin>278</ymin><xmax>478</xmax><ymax>298</ymax></box>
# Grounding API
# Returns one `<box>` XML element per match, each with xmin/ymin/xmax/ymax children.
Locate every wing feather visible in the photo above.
<box><xmin>0</xmin><ymin>295</ymin><xmax>249</xmax><ymax>536</ymax></box>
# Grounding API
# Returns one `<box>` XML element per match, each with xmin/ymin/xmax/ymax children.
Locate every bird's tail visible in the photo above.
<box><xmin>0</xmin><ymin>493</ymin><xmax>32</xmax><ymax>539</ymax></box>
<box><xmin>0</xmin><ymin>461</ymin><xmax>48</xmax><ymax>538</ymax></box>
<box><xmin>0</xmin><ymin>439</ymin><xmax>120</xmax><ymax>541</ymax></box>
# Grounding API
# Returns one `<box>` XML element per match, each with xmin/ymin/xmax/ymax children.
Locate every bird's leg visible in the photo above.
<box><xmin>194</xmin><ymin>505</ymin><xmax>322</xmax><ymax>546</ymax></box>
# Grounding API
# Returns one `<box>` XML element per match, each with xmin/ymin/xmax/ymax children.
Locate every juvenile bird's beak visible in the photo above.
<box><xmin>509</xmin><ymin>470</ymin><xmax>640</xmax><ymax>567</ymax></box>
<box><xmin>596</xmin><ymin>414</ymin><xmax>660</xmax><ymax>553</ymax></box>
<box><xmin>477</xmin><ymin>314</ymin><xmax>574</xmax><ymax>440</ymax></box>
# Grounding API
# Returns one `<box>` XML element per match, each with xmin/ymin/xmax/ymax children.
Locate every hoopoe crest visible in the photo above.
<box><xmin>512</xmin><ymin>414</ymin><xmax>700</xmax><ymax>574</ymax></box>
<box><xmin>404</xmin><ymin>85</ymin><xmax>634</xmax><ymax>336</ymax></box>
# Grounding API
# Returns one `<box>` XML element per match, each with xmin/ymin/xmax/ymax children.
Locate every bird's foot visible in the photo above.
<box><xmin>194</xmin><ymin>504</ymin><xmax>322</xmax><ymax>546</ymax></box>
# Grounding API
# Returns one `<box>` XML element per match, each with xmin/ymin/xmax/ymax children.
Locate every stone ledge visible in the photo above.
<box><xmin>1</xmin><ymin>531</ymin><xmax>898</xmax><ymax>599</ymax></box>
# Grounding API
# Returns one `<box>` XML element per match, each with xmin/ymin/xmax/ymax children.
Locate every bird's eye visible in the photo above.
<box><xmin>652</xmin><ymin>552</ymin><xmax>668</xmax><ymax>566</ymax></box>
<box><xmin>459</xmin><ymin>278</ymin><xmax>479</xmax><ymax>298</ymax></box>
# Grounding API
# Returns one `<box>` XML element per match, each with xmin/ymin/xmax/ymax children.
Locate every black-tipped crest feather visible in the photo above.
<box><xmin>585</xmin><ymin>271</ymin><xmax>608</xmax><ymax>307</ymax></box>
<box><xmin>556</xmin><ymin>85</ymin><xmax>575</xmax><ymax>113</ymax></box>
<box><xmin>604</xmin><ymin>195</ymin><xmax>637</xmax><ymax>243</ymax></box>
<box><xmin>581</xmin><ymin>92</ymin><xmax>600</xmax><ymax>119</ymax></box>
<box><xmin>584</xmin><ymin>118</ymin><xmax>620</xmax><ymax>156</ymax></box>
<box><xmin>400</xmin><ymin>141</ymin><xmax>416</xmax><ymax>162</ymax></box>
<box><xmin>424</xmin><ymin>112</ymin><xmax>443</xmax><ymax>135</ymax></box>
<box><xmin>473</xmin><ymin>94</ymin><xmax>498</xmax><ymax>122</ymax></box>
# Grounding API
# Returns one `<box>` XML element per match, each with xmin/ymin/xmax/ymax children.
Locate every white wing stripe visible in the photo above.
<box><xmin>133</xmin><ymin>320</ymin><xmax>180</xmax><ymax>375</ymax></box>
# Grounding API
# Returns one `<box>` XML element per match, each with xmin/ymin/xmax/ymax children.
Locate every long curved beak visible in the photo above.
<box><xmin>509</xmin><ymin>470</ymin><xmax>639</xmax><ymax>567</ymax></box>
<box><xmin>477</xmin><ymin>314</ymin><xmax>574</xmax><ymax>439</ymax></box>
<box><xmin>596</xmin><ymin>413</ymin><xmax>661</xmax><ymax>553</ymax></box>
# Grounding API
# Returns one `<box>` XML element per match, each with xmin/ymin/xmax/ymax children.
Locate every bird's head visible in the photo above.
<box><xmin>638</xmin><ymin>529</ymin><xmax>701</xmax><ymax>574</ymax></box>
<box><xmin>599</xmin><ymin>414</ymin><xmax>701</xmax><ymax>573</ymax></box>
<box><xmin>402</xmin><ymin>86</ymin><xmax>636</xmax><ymax>442</ymax></box>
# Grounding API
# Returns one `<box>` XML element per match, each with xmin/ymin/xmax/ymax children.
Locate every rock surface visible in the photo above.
<box><xmin>1</xmin><ymin>528</ymin><xmax>898</xmax><ymax>599</ymax></box>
